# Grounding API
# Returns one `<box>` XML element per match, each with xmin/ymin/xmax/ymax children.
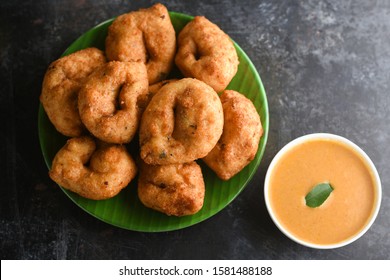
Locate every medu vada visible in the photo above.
<box><xmin>203</xmin><ymin>90</ymin><xmax>263</xmax><ymax>180</ymax></box>
<box><xmin>49</xmin><ymin>136</ymin><xmax>137</xmax><ymax>200</ymax></box>
<box><xmin>138</xmin><ymin>159</ymin><xmax>205</xmax><ymax>216</ymax></box>
<box><xmin>40</xmin><ymin>47</ymin><xmax>106</xmax><ymax>137</ymax></box>
<box><xmin>105</xmin><ymin>3</ymin><xmax>176</xmax><ymax>84</ymax></box>
<box><xmin>175</xmin><ymin>16</ymin><xmax>239</xmax><ymax>93</ymax></box>
<box><xmin>139</xmin><ymin>78</ymin><xmax>224</xmax><ymax>165</ymax></box>
<box><xmin>78</xmin><ymin>61</ymin><xmax>148</xmax><ymax>144</ymax></box>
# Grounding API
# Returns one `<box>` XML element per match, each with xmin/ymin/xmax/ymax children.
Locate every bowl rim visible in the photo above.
<box><xmin>264</xmin><ymin>132</ymin><xmax>382</xmax><ymax>249</ymax></box>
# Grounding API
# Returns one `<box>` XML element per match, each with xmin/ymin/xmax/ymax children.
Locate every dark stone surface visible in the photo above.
<box><xmin>1</xmin><ymin>0</ymin><xmax>389</xmax><ymax>259</ymax></box>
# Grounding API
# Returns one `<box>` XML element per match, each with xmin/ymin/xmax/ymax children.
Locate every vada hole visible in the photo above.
<box><xmin>171</xmin><ymin>105</ymin><xmax>180</xmax><ymax>139</ymax></box>
<box><xmin>142</xmin><ymin>32</ymin><xmax>151</xmax><ymax>63</ymax></box>
<box><xmin>194</xmin><ymin>48</ymin><xmax>201</xmax><ymax>61</ymax></box>
<box><xmin>193</xmin><ymin>42</ymin><xmax>202</xmax><ymax>61</ymax></box>
<box><xmin>114</xmin><ymin>84</ymin><xmax>125</xmax><ymax>110</ymax></box>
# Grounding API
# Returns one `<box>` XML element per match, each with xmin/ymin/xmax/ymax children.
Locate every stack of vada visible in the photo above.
<box><xmin>40</xmin><ymin>3</ymin><xmax>263</xmax><ymax>217</ymax></box>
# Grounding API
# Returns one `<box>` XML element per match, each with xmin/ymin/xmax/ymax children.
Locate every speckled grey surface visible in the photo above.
<box><xmin>1</xmin><ymin>0</ymin><xmax>389</xmax><ymax>259</ymax></box>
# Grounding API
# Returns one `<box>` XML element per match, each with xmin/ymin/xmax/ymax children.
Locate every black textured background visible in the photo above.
<box><xmin>1</xmin><ymin>0</ymin><xmax>389</xmax><ymax>259</ymax></box>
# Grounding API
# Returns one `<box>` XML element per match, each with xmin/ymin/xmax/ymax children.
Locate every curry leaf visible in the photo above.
<box><xmin>305</xmin><ymin>183</ymin><xmax>334</xmax><ymax>208</ymax></box>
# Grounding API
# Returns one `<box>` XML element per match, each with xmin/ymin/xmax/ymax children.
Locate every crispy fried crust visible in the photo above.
<box><xmin>49</xmin><ymin>136</ymin><xmax>137</xmax><ymax>200</ymax></box>
<box><xmin>40</xmin><ymin>48</ymin><xmax>106</xmax><ymax>137</ymax></box>
<box><xmin>78</xmin><ymin>61</ymin><xmax>148</xmax><ymax>144</ymax></box>
<box><xmin>139</xmin><ymin>78</ymin><xmax>224</xmax><ymax>164</ymax></box>
<box><xmin>105</xmin><ymin>3</ymin><xmax>176</xmax><ymax>84</ymax></box>
<box><xmin>203</xmin><ymin>90</ymin><xmax>263</xmax><ymax>180</ymax></box>
<box><xmin>175</xmin><ymin>16</ymin><xmax>239</xmax><ymax>93</ymax></box>
<box><xmin>138</xmin><ymin>160</ymin><xmax>205</xmax><ymax>216</ymax></box>
<box><xmin>138</xmin><ymin>79</ymin><xmax>179</xmax><ymax>113</ymax></box>
<box><xmin>148</xmin><ymin>79</ymin><xmax>178</xmax><ymax>99</ymax></box>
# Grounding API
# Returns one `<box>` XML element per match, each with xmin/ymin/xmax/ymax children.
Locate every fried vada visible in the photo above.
<box><xmin>139</xmin><ymin>78</ymin><xmax>224</xmax><ymax>165</ymax></box>
<box><xmin>175</xmin><ymin>16</ymin><xmax>239</xmax><ymax>93</ymax></box>
<box><xmin>78</xmin><ymin>61</ymin><xmax>148</xmax><ymax>144</ymax></box>
<box><xmin>49</xmin><ymin>136</ymin><xmax>137</xmax><ymax>200</ymax></box>
<box><xmin>148</xmin><ymin>79</ymin><xmax>178</xmax><ymax>98</ymax></box>
<box><xmin>138</xmin><ymin>79</ymin><xmax>178</xmax><ymax>112</ymax></box>
<box><xmin>203</xmin><ymin>90</ymin><xmax>263</xmax><ymax>180</ymax></box>
<box><xmin>138</xmin><ymin>159</ymin><xmax>205</xmax><ymax>216</ymax></box>
<box><xmin>105</xmin><ymin>3</ymin><xmax>176</xmax><ymax>84</ymax></box>
<box><xmin>40</xmin><ymin>48</ymin><xmax>106</xmax><ymax>137</ymax></box>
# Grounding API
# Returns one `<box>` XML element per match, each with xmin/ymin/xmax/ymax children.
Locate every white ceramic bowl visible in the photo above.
<box><xmin>264</xmin><ymin>133</ymin><xmax>382</xmax><ymax>249</ymax></box>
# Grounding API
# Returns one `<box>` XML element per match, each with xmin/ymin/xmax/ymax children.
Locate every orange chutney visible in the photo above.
<box><xmin>268</xmin><ymin>138</ymin><xmax>377</xmax><ymax>245</ymax></box>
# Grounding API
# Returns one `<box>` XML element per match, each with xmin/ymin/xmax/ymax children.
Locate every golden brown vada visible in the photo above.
<box><xmin>175</xmin><ymin>16</ymin><xmax>239</xmax><ymax>93</ymax></box>
<box><xmin>105</xmin><ymin>3</ymin><xmax>176</xmax><ymax>84</ymax></box>
<box><xmin>148</xmin><ymin>79</ymin><xmax>178</xmax><ymax>98</ymax></box>
<box><xmin>49</xmin><ymin>136</ymin><xmax>137</xmax><ymax>200</ymax></box>
<box><xmin>139</xmin><ymin>78</ymin><xmax>224</xmax><ymax>164</ymax></box>
<box><xmin>203</xmin><ymin>90</ymin><xmax>263</xmax><ymax>180</ymax></box>
<box><xmin>40</xmin><ymin>48</ymin><xmax>106</xmax><ymax>137</ymax></box>
<box><xmin>78</xmin><ymin>61</ymin><xmax>148</xmax><ymax>144</ymax></box>
<box><xmin>138</xmin><ymin>159</ymin><xmax>205</xmax><ymax>216</ymax></box>
<box><xmin>138</xmin><ymin>79</ymin><xmax>178</xmax><ymax>112</ymax></box>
